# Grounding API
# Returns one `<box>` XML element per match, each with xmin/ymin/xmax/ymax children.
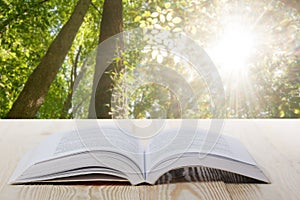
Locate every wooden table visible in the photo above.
<box><xmin>0</xmin><ymin>120</ymin><xmax>299</xmax><ymax>199</ymax></box>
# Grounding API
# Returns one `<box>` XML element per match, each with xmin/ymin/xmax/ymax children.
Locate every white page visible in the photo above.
<box><xmin>30</xmin><ymin>126</ymin><xmax>144</xmax><ymax>164</ymax></box>
<box><xmin>10</xmin><ymin>125</ymin><xmax>145</xmax><ymax>184</ymax></box>
<box><xmin>146</xmin><ymin>127</ymin><xmax>256</xmax><ymax>172</ymax></box>
<box><xmin>39</xmin><ymin>174</ymin><xmax>128</xmax><ymax>183</ymax></box>
<box><xmin>54</xmin><ymin>127</ymin><xmax>142</xmax><ymax>155</ymax></box>
<box><xmin>146</xmin><ymin>154</ymin><xmax>269</xmax><ymax>184</ymax></box>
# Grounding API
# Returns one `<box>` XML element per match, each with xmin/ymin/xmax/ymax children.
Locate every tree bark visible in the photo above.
<box><xmin>60</xmin><ymin>46</ymin><xmax>82</xmax><ymax>119</ymax></box>
<box><xmin>6</xmin><ymin>0</ymin><xmax>91</xmax><ymax>118</ymax></box>
<box><xmin>89</xmin><ymin>0</ymin><xmax>123</xmax><ymax>119</ymax></box>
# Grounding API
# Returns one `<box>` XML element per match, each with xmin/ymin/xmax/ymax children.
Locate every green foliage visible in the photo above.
<box><xmin>117</xmin><ymin>0</ymin><xmax>300</xmax><ymax>119</ymax></box>
<box><xmin>37</xmin><ymin>0</ymin><xmax>102</xmax><ymax>118</ymax></box>
<box><xmin>0</xmin><ymin>0</ymin><xmax>100</xmax><ymax>118</ymax></box>
<box><xmin>0</xmin><ymin>0</ymin><xmax>63</xmax><ymax>117</ymax></box>
<box><xmin>0</xmin><ymin>0</ymin><xmax>299</xmax><ymax>118</ymax></box>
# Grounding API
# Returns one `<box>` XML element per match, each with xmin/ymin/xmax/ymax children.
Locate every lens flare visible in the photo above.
<box><xmin>209</xmin><ymin>23</ymin><xmax>257</xmax><ymax>72</ymax></box>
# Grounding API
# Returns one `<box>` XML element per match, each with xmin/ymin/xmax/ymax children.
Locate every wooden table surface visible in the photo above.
<box><xmin>0</xmin><ymin>120</ymin><xmax>299</xmax><ymax>200</ymax></box>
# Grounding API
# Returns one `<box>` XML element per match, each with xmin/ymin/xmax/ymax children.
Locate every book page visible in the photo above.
<box><xmin>146</xmin><ymin>127</ymin><xmax>256</xmax><ymax>172</ymax></box>
<box><xmin>25</xmin><ymin>126</ymin><xmax>144</xmax><ymax>168</ymax></box>
<box><xmin>54</xmin><ymin>126</ymin><xmax>142</xmax><ymax>156</ymax></box>
<box><xmin>10</xmin><ymin>125</ymin><xmax>145</xmax><ymax>184</ymax></box>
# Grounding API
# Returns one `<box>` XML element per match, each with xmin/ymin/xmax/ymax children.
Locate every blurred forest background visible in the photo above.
<box><xmin>0</xmin><ymin>0</ymin><xmax>299</xmax><ymax>119</ymax></box>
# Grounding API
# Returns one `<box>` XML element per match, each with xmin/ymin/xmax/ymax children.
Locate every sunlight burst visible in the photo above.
<box><xmin>209</xmin><ymin>24</ymin><xmax>257</xmax><ymax>72</ymax></box>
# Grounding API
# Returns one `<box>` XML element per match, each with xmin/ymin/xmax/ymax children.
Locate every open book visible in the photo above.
<box><xmin>9</xmin><ymin>124</ymin><xmax>269</xmax><ymax>185</ymax></box>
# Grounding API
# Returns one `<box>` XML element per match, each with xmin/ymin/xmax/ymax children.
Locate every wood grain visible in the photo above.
<box><xmin>224</xmin><ymin>120</ymin><xmax>300</xmax><ymax>200</ymax></box>
<box><xmin>225</xmin><ymin>184</ymin><xmax>263</xmax><ymax>200</ymax></box>
<box><xmin>0</xmin><ymin>120</ymin><xmax>299</xmax><ymax>200</ymax></box>
<box><xmin>138</xmin><ymin>182</ymin><xmax>231</xmax><ymax>200</ymax></box>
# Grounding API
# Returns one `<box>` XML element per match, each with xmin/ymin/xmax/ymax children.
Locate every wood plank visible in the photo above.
<box><xmin>0</xmin><ymin>120</ymin><xmax>75</xmax><ymax>200</ymax></box>
<box><xmin>19</xmin><ymin>185</ymin><xmax>140</xmax><ymax>200</ymax></box>
<box><xmin>223</xmin><ymin>120</ymin><xmax>300</xmax><ymax>200</ymax></box>
<box><xmin>225</xmin><ymin>184</ymin><xmax>263</xmax><ymax>200</ymax></box>
<box><xmin>139</xmin><ymin>182</ymin><xmax>231</xmax><ymax>200</ymax></box>
<box><xmin>1</xmin><ymin>120</ymin><xmax>299</xmax><ymax>199</ymax></box>
<box><xmin>14</xmin><ymin>182</ymin><xmax>231</xmax><ymax>200</ymax></box>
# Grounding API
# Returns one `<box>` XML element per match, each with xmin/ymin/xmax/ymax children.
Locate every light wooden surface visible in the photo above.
<box><xmin>0</xmin><ymin>120</ymin><xmax>299</xmax><ymax>200</ymax></box>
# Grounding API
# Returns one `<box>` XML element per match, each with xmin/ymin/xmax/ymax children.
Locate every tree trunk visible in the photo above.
<box><xmin>6</xmin><ymin>0</ymin><xmax>91</xmax><ymax>118</ymax></box>
<box><xmin>60</xmin><ymin>46</ymin><xmax>82</xmax><ymax>119</ymax></box>
<box><xmin>89</xmin><ymin>0</ymin><xmax>123</xmax><ymax>119</ymax></box>
<box><xmin>167</xmin><ymin>92</ymin><xmax>181</xmax><ymax>119</ymax></box>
